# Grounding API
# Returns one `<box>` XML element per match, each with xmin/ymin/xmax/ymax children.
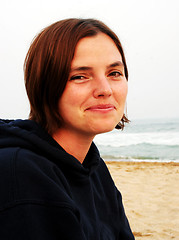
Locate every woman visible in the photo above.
<box><xmin>0</xmin><ymin>18</ymin><xmax>135</xmax><ymax>239</ymax></box>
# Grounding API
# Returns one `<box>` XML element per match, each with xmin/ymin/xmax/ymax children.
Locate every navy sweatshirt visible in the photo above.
<box><xmin>0</xmin><ymin>119</ymin><xmax>135</xmax><ymax>239</ymax></box>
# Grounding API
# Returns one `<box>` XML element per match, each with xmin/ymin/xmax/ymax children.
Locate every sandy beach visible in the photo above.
<box><xmin>106</xmin><ymin>161</ymin><xmax>179</xmax><ymax>240</ymax></box>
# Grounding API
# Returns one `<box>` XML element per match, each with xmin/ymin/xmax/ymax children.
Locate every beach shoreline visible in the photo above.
<box><xmin>105</xmin><ymin>161</ymin><xmax>179</xmax><ymax>240</ymax></box>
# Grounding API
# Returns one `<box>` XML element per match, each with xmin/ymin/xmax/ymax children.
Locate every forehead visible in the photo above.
<box><xmin>71</xmin><ymin>33</ymin><xmax>122</xmax><ymax>67</ymax></box>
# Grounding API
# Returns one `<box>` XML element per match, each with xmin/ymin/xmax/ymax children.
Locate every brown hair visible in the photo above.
<box><xmin>24</xmin><ymin>18</ymin><xmax>129</xmax><ymax>134</ymax></box>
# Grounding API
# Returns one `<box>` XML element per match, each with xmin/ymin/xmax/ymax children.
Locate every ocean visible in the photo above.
<box><xmin>94</xmin><ymin>118</ymin><xmax>179</xmax><ymax>162</ymax></box>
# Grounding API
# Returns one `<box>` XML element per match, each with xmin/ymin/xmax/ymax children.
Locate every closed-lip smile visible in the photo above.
<box><xmin>86</xmin><ymin>104</ymin><xmax>116</xmax><ymax>112</ymax></box>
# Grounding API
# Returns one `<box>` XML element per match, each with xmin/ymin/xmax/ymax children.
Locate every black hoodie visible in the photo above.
<box><xmin>0</xmin><ymin>119</ymin><xmax>135</xmax><ymax>240</ymax></box>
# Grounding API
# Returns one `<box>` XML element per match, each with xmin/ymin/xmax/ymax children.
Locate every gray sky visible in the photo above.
<box><xmin>0</xmin><ymin>0</ymin><xmax>179</xmax><ymax>120</ymax></box>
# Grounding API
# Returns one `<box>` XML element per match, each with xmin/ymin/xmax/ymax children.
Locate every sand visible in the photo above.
<box><xmin>105</xmin><ymin>161</ymin><xmax>179</xmax><ymax>240</ymax></box>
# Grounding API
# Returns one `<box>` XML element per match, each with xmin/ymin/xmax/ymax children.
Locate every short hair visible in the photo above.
<box><xmin>24</xmin><ymin>18</ymin><xmax>129</xmax><ymax>134</ymax></box>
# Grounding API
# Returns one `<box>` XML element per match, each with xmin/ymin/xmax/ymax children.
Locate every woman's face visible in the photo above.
<box><xmin>58</xmin><ymin>33</ymin><xmax>128</xmax><ymax>137</ymax></box>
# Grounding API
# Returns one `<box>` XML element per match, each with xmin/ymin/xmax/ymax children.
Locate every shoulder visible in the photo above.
<box><xmin>0</xmin><ymin>147</ymin><xmax>20</xmax><ymax>179</ymax></box>
<box><xmin>0</xmin><ymin>147</ymin><xmax>54</xmax><ymax>178</ymax></box>
<box><xmin>0</xmin><ymin>147</ymin><xmax>50</xmax><ymax>190</ymax></box>
<box><xmin>0</xmin><ymin>147</ymin><xmax>73</xmax><ymax>209</ymax></box>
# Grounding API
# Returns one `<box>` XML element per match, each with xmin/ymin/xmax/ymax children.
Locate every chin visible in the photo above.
<box><xmin>90</xmin><ymin>123</ymin><xmax>117</xmax><ymax>135</ymax></box>
<box><xmin>98</xmin><ymin>127</ymin><xmax>115</xmax><ymax>134</ymax></box>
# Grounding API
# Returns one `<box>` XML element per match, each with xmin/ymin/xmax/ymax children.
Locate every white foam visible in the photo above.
<box><xmin>94</xmin><ymin>131</ymin><xmax>179</xmax><ymax>147</ymax></box>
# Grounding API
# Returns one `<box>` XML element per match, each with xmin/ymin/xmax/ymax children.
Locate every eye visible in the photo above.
<box><xmin>108</xmin><ymin>71</ymin><xmax>122</xmax><ymax>78</ymax></box>
<box><xmin>69</xmin><ymin>74</ymin><xmax>90</xmax><ymax>83</ymax></box>
<box><xmin>70</xmin><ymin>75</ymin><xmax>85</xmax><ymax>80</ymax></box>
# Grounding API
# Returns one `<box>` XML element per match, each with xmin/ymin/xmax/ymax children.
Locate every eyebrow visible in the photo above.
<box><xmin>107</xmin><ymin>61</ymin><xmax>124</xmax><ymax>69</ymax></box>
<box><xmin>70</xmin><ymin>66</ymin><xmax>93</xmax><ymax>72</ymax></box>
<box><xmin>70</xmin><ymin>61</ymin><xmax>124</xmax><ymax>72</ymax></box>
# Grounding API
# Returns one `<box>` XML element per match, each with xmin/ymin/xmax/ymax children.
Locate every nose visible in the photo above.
<box><xmin>93</xmin><ymin>76</ymin><xmax>112</xmax><ymax>98</ymax></box>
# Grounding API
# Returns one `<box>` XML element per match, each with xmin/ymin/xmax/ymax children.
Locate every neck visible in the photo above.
<box><xmin>52</xmin><ymin>128</ymin><xmax>94</xmax><ymax>164</ymax></box>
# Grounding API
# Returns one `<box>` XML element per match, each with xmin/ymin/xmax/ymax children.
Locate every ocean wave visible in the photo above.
<box><xmin>96</xmin><ymin>143</ymin><xmax>179</xmax><ymax>162</ymax></box>
<box><xmin>94</xmin><ymin>119</ymin><xmax>179</xmax><ymax>162</ymax></box>
<box><xmin>102</xmin><ymin>155</ymin><xmax>159</xmax><ymax>160</ymax></box>
<box><xmin>102</xmin><ymin>155</ymin><xmax>179</xmax><ymax>163</ymax></box>
<box><xmin>94</xmin><ymin>131</ymin><xmax>179</xmax><ymax>147</ymax></box>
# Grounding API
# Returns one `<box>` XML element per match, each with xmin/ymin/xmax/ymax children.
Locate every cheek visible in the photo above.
<box><xmin>59</xmin><ymin>87</ymin><xmax>85</xmax><ymax>111</ymax></box>
<box><xmin>114</xmin><ymin>81</ymin><xmax>128</xmax><ymax>102</ymax></box>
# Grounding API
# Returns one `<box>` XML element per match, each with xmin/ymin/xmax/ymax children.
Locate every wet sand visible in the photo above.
<box><xmin>106</xmin><ymin>161</ymin><xmax>179</xmax><ymax>240</ymax></box>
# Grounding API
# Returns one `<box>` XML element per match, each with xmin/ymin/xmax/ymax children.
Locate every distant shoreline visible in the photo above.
<box><xmin>104</xmin><ymin>158</ymin><xmax>179</xmax><ymax>163</ymax></box>
<box><xmin>105</xmin><ymin>160</ymin><xmax>179</xmax><ymax>166</ymax></box>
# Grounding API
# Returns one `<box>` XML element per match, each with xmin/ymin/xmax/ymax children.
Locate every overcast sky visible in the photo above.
<box><xmin>0</xmin><ymin>0</ymin><xmax>178</xmax><ymax>121</ymax></box>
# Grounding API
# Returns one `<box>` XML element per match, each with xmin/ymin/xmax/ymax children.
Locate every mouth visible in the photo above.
<box><xmin>86</xmin><ymin>104</ymin><xmax>116</xmax><ymax>112</ymax></box>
